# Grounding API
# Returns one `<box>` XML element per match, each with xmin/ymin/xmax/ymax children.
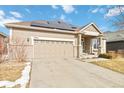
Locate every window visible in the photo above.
<box><xmin>92</xmin><ymin>38</ymin><xmax>98</xmax><ymax>49</ymax></box>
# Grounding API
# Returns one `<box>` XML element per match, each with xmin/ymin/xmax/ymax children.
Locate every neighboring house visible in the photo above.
<box><xmin>0</xmin><ymin>32</ymin><xmax>8</xmax><ymax>54</ymax></box>
<box><xmin>5</xmin><ymin>20</ymin><xmax>106</xmax><ymax>59</ymax></box>
<box><xmin>104</xmin><ymin>30</ymin><xmax>124</xmax><ymax>52</ymax></box>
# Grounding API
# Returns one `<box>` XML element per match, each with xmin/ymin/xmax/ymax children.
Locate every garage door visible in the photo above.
<box><xmin>34</xmin><ymin>39</ymin><xmax>74</xmax><ymax>59</ymax></box>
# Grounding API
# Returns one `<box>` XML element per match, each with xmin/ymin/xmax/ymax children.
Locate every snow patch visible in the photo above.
<box><xmin>0</xmin><ymin>62</ymin><xmax>31</xmax><ymax>88</ymax></box>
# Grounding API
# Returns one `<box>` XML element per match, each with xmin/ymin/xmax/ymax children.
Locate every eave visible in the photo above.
<box><xmin>5</xmin><ymin>23</ymin><xmax>78</xmax><ymax>35</ymax></box>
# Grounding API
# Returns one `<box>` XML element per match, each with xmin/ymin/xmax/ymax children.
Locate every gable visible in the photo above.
<box><xmin>84</xmin><ymin>25</ymin><xmax>99</xmax><ymax>33</ymax></box>
<box><xmin>79</xmin><ymin>23</ymin><xmax>102</xmax><ymax>36</ymax></box>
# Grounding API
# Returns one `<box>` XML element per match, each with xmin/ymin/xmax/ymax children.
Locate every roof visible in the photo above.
<box><xmin>104</xmin><ymin>30</ymin><xmax>124</xmax><ymax>42</ymax></box>
<box><xmin>5</xmin><ymin>20</ymin><xmax>78</xmax><ymax>31</ymax></box>
<box><xmin>0</xmin><ymin>32</ymin><xmax>7</xmax><ymax>37</ymax></box>
<box><xmin>5</xmin><ymin>20</ymin><xmax>103</xmax><ymax>35</ymax></box>
<box><xmin>31</xmin><ymin>20</ymin><xmax>78</xmax><ymax>31</ymax></box>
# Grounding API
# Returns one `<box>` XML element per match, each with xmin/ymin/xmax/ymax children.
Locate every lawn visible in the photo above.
<box><xmin>92</xmin><ymin>58</ymin><xmax>124</xmax><ymax>74</ymax></box>
<box><xmin>0</xmin><ymin>62</ymin><xmax>25</xmax><ymax>82</ymax></box>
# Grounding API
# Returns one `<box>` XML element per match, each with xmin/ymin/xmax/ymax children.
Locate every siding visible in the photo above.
<box><xmin>11</xmin><ymin>28</ymin><xmax>78</xmax><ymax>59</ymax></box>
<box><xmin>84</xmin><ymin>25</ymin><xmax>99</xmax><ymax>33</ymax></box>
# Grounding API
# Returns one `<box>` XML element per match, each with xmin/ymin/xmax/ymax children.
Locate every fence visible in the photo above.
<box><xmin>108</xmin><ymin>49</ymin><xmax>124</xmax><ymax>58</ymax></box>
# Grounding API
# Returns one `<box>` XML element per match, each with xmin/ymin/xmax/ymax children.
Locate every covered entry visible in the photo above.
<box><xmin>33</xmin><ymin>37</ymin><xmax>74</xmax><ymax>59</ymax></box>
<box><xmin>81</xmin><ymin>36</ymin><xmax>100</xmax><ymax>55</ymax></box>
<box><xmin>77</xmin><ymin>23</ymin><xmax>106</xmax><ymax>58</ymax></box>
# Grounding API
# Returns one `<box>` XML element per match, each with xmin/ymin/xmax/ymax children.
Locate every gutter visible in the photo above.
<box><xmin>106</xmin><ymin>40</ymin><xmax>124</xmax><ymax>43</ymax></box>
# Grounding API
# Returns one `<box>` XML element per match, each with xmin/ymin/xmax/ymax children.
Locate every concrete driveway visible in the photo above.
<box><xmin>30</xmin><ymin>58</ymin><xmax>124</xmax><ymax>88</ymax></box>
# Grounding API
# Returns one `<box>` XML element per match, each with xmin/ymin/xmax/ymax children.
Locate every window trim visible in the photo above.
<box><xmin>92</xmin><ymin>38</ymin><xmax>98</xmax><ymax>49</ymax></box>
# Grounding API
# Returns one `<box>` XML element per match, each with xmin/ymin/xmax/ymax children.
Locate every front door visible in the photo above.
<box><xmin>81</xmin><ymin>38</ymin><xmax>85</xmax><ymax>53</ymax></box>
<box><xmin>91</xmin><ymin>38</ymin><xmax>99</xmax><ymax>55</ymax></box>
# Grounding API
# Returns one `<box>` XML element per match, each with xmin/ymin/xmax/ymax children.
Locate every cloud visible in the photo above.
<box><xmin>0</xmin><ymin>10</ymin><xmax>21</xmax><ymax>27</ymax></box>
<box><xmin>105</xmin><ymin>6</ymin><xmax>124</xmax><ymax>17</ymax></box>
<box><xmin>51</xmin><ymin>5</ymin><xmax>58</xmax><ymax>9</ymax></box>
<box><xmin>59</xmin><ymin>14</ymin><xmax>72</xmax><ymax>23</ymax></box>
<box><xmin>0</xmin><ymin>10</ymin><xmax>5</xmax><ymax>16</ymax></box>
<box><xmin>0</xmin><ymin>17</ymin><xmax>21</xmax><ymax>27</ymax></box>
<box><xmin>99</xmin><ymin>8</ymin><xmax>105</xmax><ymax>14</ymax></box>
<box><xmin>25</xmin><ymin>8</ymin><xmax>31</xmax><ymax>14</ymax></box>
<box><xmin>53</xmin><ymin>15</ymin><xmax>57</xmax><ymax>19</ymax></box>
<box><xmin>61</xmin><ymin>5</ymin><xmax>75</xmax><ymax>14</ymax></box>
<box><xmin>90</xmin><ymin>7</ymin><xmax>105</xmax><ymax>14</ymax></box>
<box><xmin>91</xmin><ymin>8</ymin><xmax>99</xmax><ymax>13</ymax></box>
<box><xmin>10</xmin><ymin>11</ymin><xmax>22</xmax><ymax>18</ymax></box>
<box><xmin>100</xmin><ymin>26</ymin><xmax>108</xmax><ymax>32</ymax></box>
<box><xmin>0</xmin><ymin>10</ymin><xmax>5</xmax><ymax>20</ymax></box>
<box><xmin>60</xmin><ymin>14</ymin><xmax>66</xmax><ymax>20</ymax></box>
<box><xmin>75</xmin><ymin>11</ymin><xmax>78</xmax><ymax>14</ymax></box>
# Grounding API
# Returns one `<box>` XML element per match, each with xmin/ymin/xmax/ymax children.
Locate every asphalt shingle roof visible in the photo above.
<box><xmin>30</xmin><ymin>20</ymin><xmax>78</xmax><ymax>31</ymax></box>
<box><xmin>104</xmin><ymin>30</ymin><xmax>124</xmax><ymax>42</ymax></box>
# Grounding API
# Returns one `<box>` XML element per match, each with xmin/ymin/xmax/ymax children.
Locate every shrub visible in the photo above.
<box><xmin>0</xmin><ymin>48</ymin><xmax>8</xmax><ymax>64</ymax></box>
<box><xmin>98</xmin><ymin>54</ymin><xmax>112</xmax><ymax>59</ymax></box>
<box><xmin>9</xmin><ymin>38</ymin><xmax>27</xmax><ymax>62</ymax></box>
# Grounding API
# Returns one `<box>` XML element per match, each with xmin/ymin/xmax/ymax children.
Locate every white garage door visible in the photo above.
<box><xmin>34</xmin><ymin>39</ymin><xmax>74</xmax><ymax>59</ymax></box>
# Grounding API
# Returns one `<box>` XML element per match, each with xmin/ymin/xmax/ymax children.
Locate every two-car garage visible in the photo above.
<box><xmin>34</xmin><ymin>37</ymin><xmax>74</xmax><ymax>59</ymax></box>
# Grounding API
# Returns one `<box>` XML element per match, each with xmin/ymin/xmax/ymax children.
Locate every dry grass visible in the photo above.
<box><xmin>92</xmin><ymin>58</ymin><xmax>124</xmax><ymax>74</ymax></box>
<box><xmin>0</xmin><ymin>62</ymin><xmax>25</xmax><ymax>82</ymax></box>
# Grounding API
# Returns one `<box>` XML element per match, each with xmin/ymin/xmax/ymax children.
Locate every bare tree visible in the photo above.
<box><xmin>106</xmin><ymin>5</ymin><xmax>124</xmax><ymax>30</ymax></box>
<box><xmin>0</xmin><ymin>37</ymin><xmax>9</xmax><ymax>63</ymax></box>
<box><xmin>9</xmin><ymin>38</ymin><xmax>27</xmax><ymax>62</ymax></box>
<box><xmin>0</xmin><ymin>48</ymin><xmax>7</xmax><ymax>63</ymax></box>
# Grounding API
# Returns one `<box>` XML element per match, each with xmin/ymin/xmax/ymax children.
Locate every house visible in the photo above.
<box><xmin>5</xmin><ymin>20</ymin><xmax>106</xmax><ymax>59</ymax></box>
<box><xmin>0</xmin><ymin>32</ymin><xmax>8</xmax><ymax>54</ymax></box>
<box><xmin>104</xmin><ymin>30</ymin><xmax>124</xmax><ymax>52</ymax></box>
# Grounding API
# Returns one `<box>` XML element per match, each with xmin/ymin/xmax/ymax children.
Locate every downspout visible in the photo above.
<box><xmin>8</xmin><ymin>28</ymin><xmax>13</xmax><ymax>60</ymax></box>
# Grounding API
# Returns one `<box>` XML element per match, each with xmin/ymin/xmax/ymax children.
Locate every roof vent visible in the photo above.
<box><xmin>58</xmin><ymin>21</ymin><xmax>61</xmax><ymax>24</ymax></box>
<box><xmin>72</xmin><ymin>26</ymin><xmax>77</xmax><ymax>29</ymax></box>
<box><xmin>47</xmin><ymin>21</ymin><xmax>49</xmax><ymax>24</ymax></box>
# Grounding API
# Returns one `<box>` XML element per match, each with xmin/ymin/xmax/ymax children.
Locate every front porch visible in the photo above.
<box><xmin>77</xmin><ymin>23</ymin><xmax>106</xmax><ymax>58</ymax></box>
<box><xmin>81</xmin><ymin>35</ymin><xmax>98</xmax><ymax>54</ymax></box>
<box><xmin>78</xmin><ymin>34</ymin><xmax>102</xmax><ymax>58</ymax></box>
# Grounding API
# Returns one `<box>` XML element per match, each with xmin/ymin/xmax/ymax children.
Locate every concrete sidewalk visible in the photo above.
<box><xmin>30</xmin><ymin>58</ymin><xmax>124</xmax><ymax>88</ymax></box>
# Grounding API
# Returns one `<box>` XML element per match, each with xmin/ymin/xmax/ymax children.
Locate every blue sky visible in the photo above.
<box><xmin>0</xmin><ymin>5</ymin><xmax>122</xmax><ymax>35</ymax></box>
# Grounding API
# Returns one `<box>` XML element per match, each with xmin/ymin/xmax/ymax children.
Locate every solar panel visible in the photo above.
<box><xmin>31</xmin><ymin>21</ymin><xmax>77</xmax><ymax>31</ymax></box>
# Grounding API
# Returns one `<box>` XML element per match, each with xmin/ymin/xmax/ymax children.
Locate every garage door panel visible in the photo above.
<box><xmin>34</xmin><ymin>40</ymin><xmax>74</xmax><ymax>59</ymax></box>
